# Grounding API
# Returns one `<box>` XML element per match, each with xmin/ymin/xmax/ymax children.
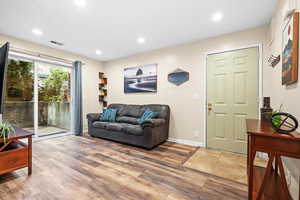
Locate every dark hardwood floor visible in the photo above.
<box><xmin>0</xmin><ymin>135</ymin><xmax>247</xmax><ymax>200</ymax></box>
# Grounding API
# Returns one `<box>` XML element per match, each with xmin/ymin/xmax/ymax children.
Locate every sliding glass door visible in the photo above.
<box><xmin>3</xmin><ymin>57</ymin><xmax>73</xmax><ymax>137</ymax></box>
<box><xmin>36</xmin><ymin>62</ymin><xmax>72</xmax><ymax>136</ymax></box>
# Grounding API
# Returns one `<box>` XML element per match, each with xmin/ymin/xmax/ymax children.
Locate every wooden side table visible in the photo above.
<box><xmin>0</xmin><ymin>128</ymin><xmax>33</xmax><ymax>175</ymax></box>
<box><xmin>246</xmin><ymin>119</ymin><xmax>300</xmax><ymax>200</ymax></box>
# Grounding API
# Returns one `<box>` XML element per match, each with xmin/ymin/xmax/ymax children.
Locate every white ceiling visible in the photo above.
<box><xmin>0</xmin><ymin>0</ymin><xmax>277</xmax><ymax>61</ymax></box>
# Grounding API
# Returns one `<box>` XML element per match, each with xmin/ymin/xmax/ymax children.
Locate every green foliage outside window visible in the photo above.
<box><xmin>39</xmin><ymin>68</ymin><xmax>69</xmax><ymax>101</ymax></box>
<box><xmin>6</xmin><ymin>60</ymin><xmax>34</xmax><ymax>100</ymax></box>
<box><xmin>6</xmin><ymin>60</ymin><xmax>70</xmax><ymax>102</ymax></box>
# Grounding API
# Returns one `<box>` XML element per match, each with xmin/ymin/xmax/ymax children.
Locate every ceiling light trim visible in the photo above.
<box><xmin>74</xmin><ymin>0</ymin><xmax>86</xmax><ymax>7</ymax></box>
<box><xmin>32</xmin><ymin>28</ymin><xmax>43</xmax><ymax>36</ymax></box>
<box><xmin>137</xmin><ymin>37</ymin><xmax>146</xmax><ymax>44</ymax></box>
<box><xmin>212</xmin><ymin>12</ymin><xmax>223</xmax><ymax>22</ymax></box>
<box><xmin>96</xmin><ymin>50</ymin><xmax>102</xmax><ymax>55</ymax></box>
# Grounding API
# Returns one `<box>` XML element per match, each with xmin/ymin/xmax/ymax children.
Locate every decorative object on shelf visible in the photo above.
<box><xmin>271</xmin><ymin>112</ymin><xmax>298</xmax><ymax>134</ymax></box>
<box><xmin>282</xmin><ymin>12</ymin><xmax>299</xmax><ymax>85</ymax></box>
<box><xmin>284</xmin><ymin>9</ymin><xmax>297</xmax><ymax>20</ymax></box>
<box><xmin>99</xmin><ymin>72</ymin><xmax>107</xmax><ymax>108</ymax></box>
<box><xmin>263</xmin><ymin>97</ymin><xmax>271</xmax><ymax>108</ymax></box>
<box><xmin>260</xmin><ymin>97</ymin><xmax>273</xmax><ymax>121</ymax></box>
<box><xmin>124</xmin><ymin>64</ymin><xmax>157</xmax><ymax>93</ymax></box>
<box><xmin>268</xmin><ymin>54</ymin><xmax>280</xmax><ymax>67</ymax></box>
<box><xmin>168</xmin><ymin>68</ymin><xmax>189</xmax><ymax>86</ymax></box>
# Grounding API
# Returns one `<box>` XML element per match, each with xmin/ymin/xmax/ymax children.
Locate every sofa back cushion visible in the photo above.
<box><xmin>118</xmin><ymin>104</ymin><xmax>145</xmax><ymax>118</ymax></box>
<box><xmin>108</xmin><ymin>104</ymin><xmax>170</xmax><ymax>120</ymax></box>
<box><xmin>108</xmin><ymin>104</ymin><xmax>145</xmax><ymax>118</ymax></box>
<box><xmin>107</xmin><ymin>104</ymin><xmax>125</xmax><ymax>112</ymax></box>
<box><xmin>143</xmin><ymin>104</ymin><xmax>170</xmax><ymax>119</ymax></box>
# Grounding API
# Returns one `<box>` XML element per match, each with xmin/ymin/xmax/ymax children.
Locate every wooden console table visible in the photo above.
<box><xmin>246</xmin><ymin>119</ymin><xmax>300</xmax><ymax>200</ymax></box>
<box><xmin>0</xmin><ymin>128</ymin><xmax>33</xmax><ymax>175</ymax></box>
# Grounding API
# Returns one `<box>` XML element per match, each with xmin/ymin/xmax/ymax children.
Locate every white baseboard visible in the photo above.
<box><xmin>168</xmin><ymin>138</ymin><xmax>205</xmax><ymax>147</ymax></box>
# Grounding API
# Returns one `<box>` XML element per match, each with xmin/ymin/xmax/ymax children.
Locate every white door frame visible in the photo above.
<box><xmin>33</xmin><ymin>61</ymin><xmax>39</xmax><ymax>137</ymax></box>
<box><xmin>204</xmin><ymin>44</ymin><xmax>263</xmax><ymax>148</ymax></box>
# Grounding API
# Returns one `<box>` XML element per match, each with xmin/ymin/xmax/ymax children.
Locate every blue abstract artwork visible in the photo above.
<box><xmin>168</xmin><ymin>68</ymin><xmax>189</xmax><ymax>86</ymax></box>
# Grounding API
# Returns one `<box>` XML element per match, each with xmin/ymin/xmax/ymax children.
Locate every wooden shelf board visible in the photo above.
<box><xmin>252</xmin><ymin>166</ymin><xmax>291</xmax><ymax>200</ymax></box>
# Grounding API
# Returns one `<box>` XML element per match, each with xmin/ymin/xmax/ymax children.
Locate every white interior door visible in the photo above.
<box><xmin>207</xmin><ymin>47</ymin><xmax>259</xmax><ymax>154</ymax></box>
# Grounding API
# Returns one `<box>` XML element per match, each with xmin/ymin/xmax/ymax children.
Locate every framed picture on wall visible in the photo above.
<box><xmin>124</xmin><ymin>64</ymin><xmax>157</xmax><ymax>93</ymax></box>
<box><xmin>282</xmin><ymin>12</ymin><xmax>299</xmax><ymax>85</ymax></box>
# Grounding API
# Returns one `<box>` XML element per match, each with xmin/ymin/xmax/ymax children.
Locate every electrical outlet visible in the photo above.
<box><xmin>194</xmin><ymin>130</ymin><xmax>200</xmax><ymax>137</ymax></box>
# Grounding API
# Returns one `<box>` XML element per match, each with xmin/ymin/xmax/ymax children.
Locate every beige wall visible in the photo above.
<box><xmin>104</xmin><ymin>26</ymin><xmax>269</xmax><ymax>145</ymax></box>
<box><xmin>266</xmin><ymin>0</ymin><xmax>300</xmax><ymax>198</ymax></box>
<box><xmin>0</xmin><ymin>34</ymin><xmax>104</xmax><ymax>131</ymax></box>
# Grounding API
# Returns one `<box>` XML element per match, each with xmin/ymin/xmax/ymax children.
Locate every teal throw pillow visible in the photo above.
<box><xmin>138</xmin><ymin>109</ymin><xmax>158</xmax><ymax>124</ymax></box>
<box><xmin>100</xmin><ymin>109</ymin><xmax>118</xmax><ymax>122</ymax></box>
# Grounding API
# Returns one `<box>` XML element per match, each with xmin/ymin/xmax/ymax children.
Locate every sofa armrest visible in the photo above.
<box><xmin>141</xmin><ymin>118</ymin><xmax>166</xmax><ymax>128</ymax></box>
<box><xmin>87</xmin><ymin>113</ymin><xmax>100</xmax><ymax>123</ymax></box>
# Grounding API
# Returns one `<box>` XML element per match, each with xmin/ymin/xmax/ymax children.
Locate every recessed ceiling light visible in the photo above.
<box><xmin>96</xmin><ymin>50</ymin><xmax>102</xmax><ymax>55</ymax></box>
<box><xmin>212</xmin><ymin>12</ymin><xmax>223</xmax><ymax>22</ymax></box>
<box><xmin>74</xmin><ymin>0</ymin><xmax>86</xmax><ymax>7</ymax></box>
<box><xmin>32</xmin><ymin>28</ymin><xmax>43</xmax><ymax>36</ymax></box>
<box><xmin>137</xmin><ymin>37</ymin><xmax>146</xmax><ymax>44</ymax></box>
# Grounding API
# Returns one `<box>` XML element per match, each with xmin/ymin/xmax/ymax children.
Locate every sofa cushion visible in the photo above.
<box><xmin>108</xmin><ymin>104</ymin><xmax>126</xmax><ymax>113</ymax></box>
<box><xmin>122</xmin><ymin>124</ymin><xmax>143</xmax><ymax>136</ymax></box>
<box><xmin>143</xmin><ymin>104</ymin><xmax>170</xmax><ymax>119</ymax></box>
<box><xmin>141</xmin><ymin>118</ymin><xmax>166</xmax><ymax>128</ymax></box>
<box><xmin>103</xmin><ymin>123</ymin><xmax>143</xmax><ymax>135</ymax></box>
<box><xmin>116</xmin><ymin>116</ymin><xmax>139</xmax><ymax>125</ymax></box>
<box><xmin>92</xmin><ymin>121</ymin><xmax>107</xmax><ymax>129</ymax></box>
<box><xmin>118</xmin><ymin>105</ymin><xmax>145</xmax><ymax>118</ymax></box>
<box><xmin>87</xmin><ymin>113</ymin><xmax>101</xmax><ymax>123</ymax></box>
<box><xmin>138</xmin><ymin>109</ymin><xmax>158</xmax><ymax>124</ymax></box>
<box><xmin>106</xmin><ymin>123</ymin><xmax>123</xmax><ymax>132</ymax></box>
<box><xmin>100</xmin><ymin>109</ymin><xmax>118</xmax><ymax>122</ymax></box>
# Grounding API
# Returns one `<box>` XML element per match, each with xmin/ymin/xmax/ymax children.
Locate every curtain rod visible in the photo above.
<box><xmin>0</xmin><ymin>42</ymin><xmax>85</xmax><ymax>65</ymax></box>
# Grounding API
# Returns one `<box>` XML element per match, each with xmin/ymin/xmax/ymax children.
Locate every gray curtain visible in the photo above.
<box><xmin>73</xmin><ymin>61</ymin><xmax>83</xmax><ymax>136</ymax></box>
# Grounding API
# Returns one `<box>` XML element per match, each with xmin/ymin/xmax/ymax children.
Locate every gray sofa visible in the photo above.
<box><xmin>87</xmin><ymin>104</ymin><xmax>170</xmax><ymax>149</ymax></box>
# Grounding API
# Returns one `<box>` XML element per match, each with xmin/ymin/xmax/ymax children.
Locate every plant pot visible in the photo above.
<box><xmin>0</xmin><ymin>132</ymin><xmax>10</xmax><ymax>144</ymax></box>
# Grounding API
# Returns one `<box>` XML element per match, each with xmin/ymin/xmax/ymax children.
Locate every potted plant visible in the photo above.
<box><xmin>271</xmin><ymin>104</ymin><xmax>283</xmax><ymax>128</ymax></box>
<box><xmin>0</xmin><ymin>123</ymin><xmax>15</xmax><ymax>145</ymax></box>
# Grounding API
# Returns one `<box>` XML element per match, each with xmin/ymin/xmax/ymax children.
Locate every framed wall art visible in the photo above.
<box><xmin>124</xmin><ymin>64</ymin><xmax>157</xmax><ymax>93</ymax></box>
<box><xmin>282</xmin><ymin>12</ymin><xmax>299</xmax><ymax>85</ymax></box>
